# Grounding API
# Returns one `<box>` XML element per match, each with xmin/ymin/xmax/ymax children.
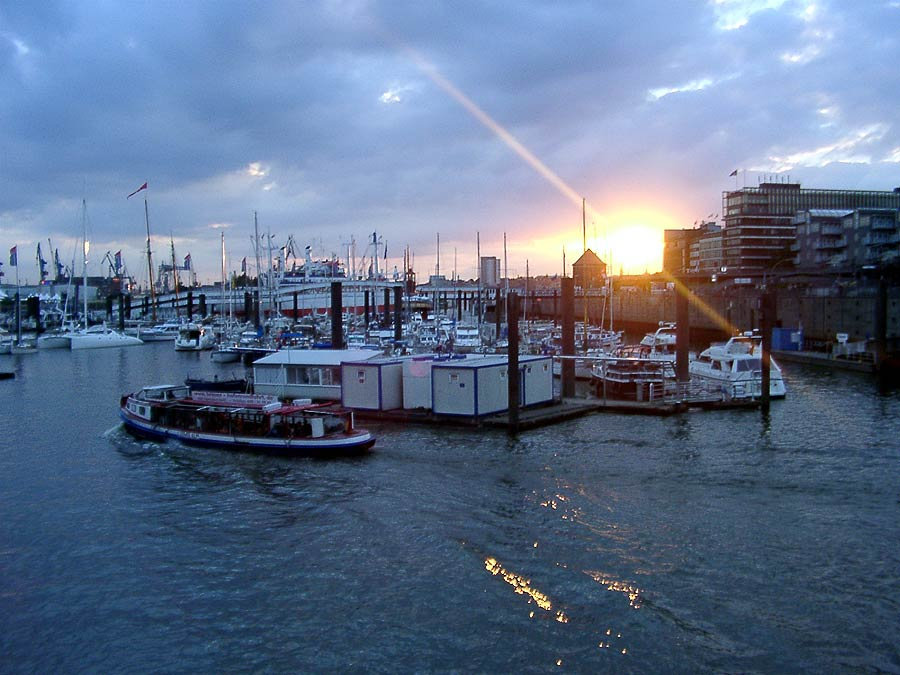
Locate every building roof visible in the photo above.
<box><xmin>807</xmin><ymin>209</ymin><xmax>854</xmax><ymax>217</ymax></box>
<box><xmin>573</xmin><ymin>249</ymin><xmax>606</xmax><ymax>267</ymax></box>
<box><xmin>254</xmin><ymin>349</ymin><xmax>385</xmax><ymax>366</ymax></box>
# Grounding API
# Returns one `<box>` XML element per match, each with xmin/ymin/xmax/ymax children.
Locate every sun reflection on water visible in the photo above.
<box><xmin>585</xmin><ymin>571</ymin><xmax>643</xmax><ymax>609</ymax></box>
<box><xmin>484</xmin><ymin>557</ymin><xmax>569</xmax><ymax>623</ymax></box>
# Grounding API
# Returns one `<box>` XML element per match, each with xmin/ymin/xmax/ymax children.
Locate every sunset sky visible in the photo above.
<box><xmin>2</xmin><ymin>1</ymin><xmax>899</xmax><ymax>285</ymax></box>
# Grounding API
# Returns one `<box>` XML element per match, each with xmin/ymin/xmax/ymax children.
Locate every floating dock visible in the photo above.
<box><xmin>347</xmin><ymin>392</ymin><xmax>760</xmax><ymax>431</ymax></box>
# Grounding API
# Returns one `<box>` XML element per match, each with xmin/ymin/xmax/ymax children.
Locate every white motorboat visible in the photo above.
<box><xmin>690</xmin><ymin>332</ymin><xmax>786</xmax><ymax>399</ymax></box>
<box><xmin>639</xmin><ymin>321</ymin><xmax>678</xmax><ymax>359</ymax></box>
<box><xmin>70</xmin><ymin>324</ymin><xmax>144</xmax><ymax>350</ymax></box>
<box><xmin>174</xmin><ymin>323</ymin><xmax>215</xmax><ymax>351</ymax></box>
<box><xmin>210</xmin><ymin>344</ymin><xmax>242</xmax><ymax>363</ymax></box>
<box><xmin>135</xmin><ymin>321</ymin><xmax>183</xmax><ymax>342</ymax></box>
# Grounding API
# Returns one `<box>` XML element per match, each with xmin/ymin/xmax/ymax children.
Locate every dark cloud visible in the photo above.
<box><xmin>1</xmin><ymin>0</ymin><xmax>898</xmax><ymax>281</ymax></box>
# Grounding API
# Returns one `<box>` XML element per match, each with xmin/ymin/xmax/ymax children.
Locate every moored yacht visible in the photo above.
<box><xmin>70</xmin><ymin>323</ymin><xmax>144</xmax><ymax>350</ymax></box>
<box><xmin>174</xmin><ymin>323</ymin><xmax>215</xmax><ymax>351</ymax></box>
<box><xmin>690</xmin><ymin>332</ymin><xmax>786</xmax><ymax>399</ymax></box>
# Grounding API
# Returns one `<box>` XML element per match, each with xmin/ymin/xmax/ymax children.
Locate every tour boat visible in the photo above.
<box><xmin>119</xmin><ymin>385</ymin><xmax>375</xmax><ymax>455</ymax></box>
<box><xmin>690</xmin><ymin>332</ymin><xmax>787</xmax><ymax>399</ymax></box>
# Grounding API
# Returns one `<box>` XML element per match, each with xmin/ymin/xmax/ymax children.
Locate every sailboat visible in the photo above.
<box><xmin>68</xmin><ymin>200</ymin><xmax>143</xmax><ymax>350</ymax></box>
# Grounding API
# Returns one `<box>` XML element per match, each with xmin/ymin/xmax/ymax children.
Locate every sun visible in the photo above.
<box><xmin>589</xmin><ymin>209</ymin><xmax>674</xmax><ymax>275</ymax></box>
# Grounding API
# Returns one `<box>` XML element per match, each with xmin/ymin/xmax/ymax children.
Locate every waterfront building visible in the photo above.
<box><xmin>663</xmin><ymin>221</ymin><xmax>721</xmax><ymax>275</ymax></box>
<box><xmin>721</xmin><ymin>182</ymin><xmax>900</xmax><ymax>273</ymax></box>
<box><xmin>479</xmin><ymin>257</ymin><xmax>501</xmax><ymax>287</ymax></box>
<box><xmin>572</xmin><ymin>249</ymin><xmax>607</xmax><ymax>289</ymax></box>
<box><xmin>692</xmin><ymin>223</ymin><xmax>723</xmax><ymax>274</ymax></box>
<box><xmin>793</xmin><ymin>207</ymin><xmax>900</xmax><ymax>271</ymax></box>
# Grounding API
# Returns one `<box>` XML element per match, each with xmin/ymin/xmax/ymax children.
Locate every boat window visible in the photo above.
<box><xmin>736</xmin><ymin>358</ymin><xmax>762</xmax><ymax>372</ymax></box>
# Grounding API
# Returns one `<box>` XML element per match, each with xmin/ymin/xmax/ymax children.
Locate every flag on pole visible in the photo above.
<box><xmin>183</xmin><ymin>253</ymin><xmax>191</xmax><ymax>270</ymax></box>
<box><xmin>729</xmin><ymin>169</ymin><xmax>738</xmax><ymax>177</ymax></box>
<box><xmin>241</xmin><ymin>257</ymin><xmax>247</xmax><ymax>274</ymax></box>
<box><xmin>127</xmin><ymin>182</ymin><xmax>148</xmax><ymax>199</ymax></box>
<box><xmin>9</xmin><ymin>246</ymin><xmax>17</xmax><ymax>266</ymax></box>
<box><xmin>114</xmin><ymin>250</ymin><xmax>122</xmax><ymax>273</ymax></box>
<box><xmin>383</xmin><ymin>243</ymin><xmax>387</xmax><ymax>260</ymax></box>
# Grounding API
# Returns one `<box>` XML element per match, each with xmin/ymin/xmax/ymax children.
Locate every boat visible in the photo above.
<box><xmin>690</xmin><ymin>332</ymin><xmax>787</xmax><ymax>399</ymax></box>
<box><xmin>70</xmin><ymin>323</ymin><xmax>143</xmax><ymax>350</ymax></box>
<box><xmin>591</xmin><ymin>346</ymin><xmax>678</xmax><ymax>400</ymax></box>
<box><xmin>174</xmin><ymin>323</ymin><xmax>215</xmax><ymax>351</ymax></box>
<box><xmin>135</xmin><ymin>321</ymin><xmax>182</xmax><ymax>341</ymax></box>
<box><xmin>184</xmin><ymin>376</ymin><xmax>250</xmax><ymax>392</ymax></box>
<box><xmin>119</xmin><ymin>385</ymin><xmax>375</xmax><ymax>455</ymax></box>
<box><xmin>210</xmin><ymin>344</ymin><xmax>242</xmax><ymax>363</ymax></box>
<box><xmin>639</xmin><ymin>321</ymin><xmax>678</xmax><ymax>359</ymax></box>
<box><xmin>66</xmin><ymin>200</ymin><xmax>143</xmax><ymax>350</ymax></box>
<box><xmin>10</xmin><ymin>340</ymin><xmax>38</xmax><ymax>355</ymax></box>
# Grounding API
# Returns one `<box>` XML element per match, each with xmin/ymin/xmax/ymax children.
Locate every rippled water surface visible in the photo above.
<box><xmin>2</xmin><ymin>344</ymin><xmax>899</xmax><ymax>672</ymax></box>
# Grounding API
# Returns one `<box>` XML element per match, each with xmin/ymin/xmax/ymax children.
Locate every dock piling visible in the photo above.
<box><xmin>760</xmin><ymin>288</ymin><xmax>774</xmax><ymax>411</ymax></box>
<box><xmin>561</xmin><ymin>277</ymin><xmax>575</xmax><ymax>398</ymax></box>
<box><xmin>331</xmin><ymin>281</ymin><xmax>344</xmax><ymax>349</ymax></box>
<box><xmin>394</xmin><ymin>285</ymin><xmax>403</xmax><ymax>344</ymax></box>
<box><xmin>675</xmin><ymin>281</ymin><xmax>691</xmax><ymax>383</ymax></box>
<box><xmin>507</xmin><ymin>292</ymin><xmax>520</xmax><ymax>434</ymax></box>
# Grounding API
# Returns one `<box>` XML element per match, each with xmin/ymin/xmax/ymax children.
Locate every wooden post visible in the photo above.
<box><xmin>383</xmin><ymin>288</ymin><xmax>391</xmax><ymax>328</ymax></box>
<box><xmin>675</xmin><ymin>281</ymin><xmax>690</xmax><ymax>384</ymax></box>
<box><xmin>198</xmin><ymin>293</ymin><xmax>206</xmax><ymax>318</ymax></box>
<box><xmin>394</xmin><ymin>285</ymin><xmax>403</xmax><ymax>344</ymax></box>
<box><xmin>760</xmin><ymin>288</ymin><xmax>773</xmax><ymax>411</ymax></box>
<box><xmin>331</xmin><ymin>281</ymin><xmax>344</xmax><ymax>349</ymax></box>
<box><xmin>364</xmin><ymin>290</ymin><xmax>370</xmax><ymax>326</ymax></box>
<box><xmin>507</xmin><ymin>292</ymin><xmax>520</xmax><ymax>434</ymax></box>
<box><xmin>561</xmin><ymin>277</ymin><xmax>575</xmax><ymax>398</ymax></box>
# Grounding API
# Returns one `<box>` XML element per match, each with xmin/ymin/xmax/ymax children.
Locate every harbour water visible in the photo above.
<box><xmin>1</xmin><ymin>343</ymin><xmax>899</xmax><ymax>672</ymax></box>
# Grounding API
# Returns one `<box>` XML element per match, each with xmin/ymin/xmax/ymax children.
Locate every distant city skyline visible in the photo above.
<box><xmin>2</xmin><ymin>1</ymin><xmax>899</xmax><ymax>285</ymax></box>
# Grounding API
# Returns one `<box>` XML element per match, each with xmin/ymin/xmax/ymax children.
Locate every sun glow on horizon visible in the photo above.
<box><xmin>539</xmin><ymin>208</ymin><xmax>672</xmax><ymax>276</ymax></box>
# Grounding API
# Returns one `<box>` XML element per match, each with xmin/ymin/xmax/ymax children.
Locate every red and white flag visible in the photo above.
<box><xmin>127</xmin><ymin>182</ymin><xmax>148</xmax><ymax>199</ymax></box>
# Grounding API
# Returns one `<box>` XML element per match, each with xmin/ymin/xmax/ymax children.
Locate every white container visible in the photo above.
<box><xmin>341</xmin><ymin>359</ymin><xmax>404</xmax><ymax>411</ymax></box>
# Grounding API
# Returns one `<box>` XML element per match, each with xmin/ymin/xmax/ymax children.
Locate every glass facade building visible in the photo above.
<box><xmin>722</xmin><ymin>183</ymin><xmax>900</xmax><ymax>272</ymax></box>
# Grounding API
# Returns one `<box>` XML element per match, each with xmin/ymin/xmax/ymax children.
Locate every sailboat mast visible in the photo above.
<box><xmin>582</xmin><ymin>198</ymin><xmax>588</xmax><ymax>354</ymax></box>
<box><xmin>144</xmin><ymin>196</ymin><xmax>156</xmax><ymax>321</ymax></box>
<box><xmin>254</xmin><ymin>211</ymin><xmax>262</xmax><ymax>325</ymax></box>
<box><xmin>476</xmin><ymin>231</ymin><xmax>482</xmax><ymax>338</ymax></box>
<box><xmin>170</xmin><ymin>235</ymin><xmax>180</xmax><ymax>317</ymax></box>
<box><xmin>82</xmin><ymin>199</ymin><xmax>89</xmax><ymax>330</ymax></box>
<box><xmin>221</xmin><ymin>231</ymin><xmax>226</xmax><ymax>323</ymax></box>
